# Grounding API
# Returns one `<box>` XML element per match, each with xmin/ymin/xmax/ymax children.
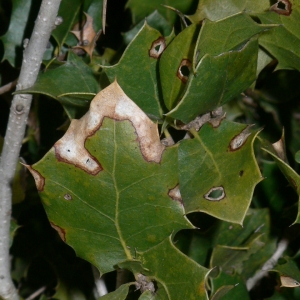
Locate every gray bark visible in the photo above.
<box><xmin>0</xmin><ymin>0</ymin><xmax>61</xmax><ymax>299</ymax></box>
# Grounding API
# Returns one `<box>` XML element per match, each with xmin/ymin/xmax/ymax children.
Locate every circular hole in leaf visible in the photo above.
<box><xmin>204</xmin><ymin>186</ymin><xmax>225</xmax><ymax>201</ymax></box>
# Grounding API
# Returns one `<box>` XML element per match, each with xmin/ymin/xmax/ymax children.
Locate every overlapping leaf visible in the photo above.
<box><xmin>188</xmin><ymin>0</ymin><xmax>270</xmax><ymax>22</ymax></box>
<box><xmin>159</xmin><ymin>24</ymin><xmax>200</xmax><ymax>110</ymax></box>
<box><xmin>258</xmin><ymin>0</ymin><xmax>300</xmax><ymax>71</ymax></box>
<box><xmin>0</xmin><ymin>0</ymin><xmax>40</xmax><ymax>67</ymax></box>
<box><xmin>178</xmin><ymin>119</ymin><xmax>262</xmax><ymax>224</ymax></box>
<box><xmin>29</xmin><ymin>82</ymin><xmax>194</xmax><ymax>281</ymax></box>
<box><xmin>104</xmin><ymin>23</ymin><xmax>169</xmax><ymax>120</ymax></box>
<box><xmin>123</xmin><ymin>11</ymin><xmax>172</xmax><ymax>45</ymax></box>
<box><xmin>166</xmin><ymin>39</ymin><xmax>258</xmax><ymax>123</ymax></box>
<box><xmin>126</xmin><ymin>0</ymin><xmax>195</xmax><ymax>25</ymax></box>
<box><xmin>118</xmin><ymin>237</ymin><xmax>209</xmax><ymax>299</ymax></box>
<box><xmin>195</xmin><ymin>13</ymin><xmax>275</xmax><ymax>62</ymax></box>
<box><xmin>51</xmin><ymin>0</ymin><xmax>82</xmax><ymax>50</ymax></box>
<box><xmin>18</xmin><ymin>51</ymin><xmax>100</xmax><ymax>119</ymax></box>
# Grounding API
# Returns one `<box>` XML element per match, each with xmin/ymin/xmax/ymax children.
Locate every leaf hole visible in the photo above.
<box><xmin>149</xmin><ymin>37</ymin><xmax>166</xmax><ymax>59</ymax></box>
<box><xmin>177</xmin><ymin>59</ymin><xmax>191</xmax><ymax>83</ymax></box>
<box><xmin>239</xmin><ymin>170</ymin><xmax>244</xmax><ymax>177</ymax></box>
<box><xmin>270</xmin><ymin>0</ymin><xmax>292</xmax><ymax>15</ymax></box>
<box><xmin>204</xmin><ymin>186</ymin><xmax>225</xmax><ymax>201</ymax></box>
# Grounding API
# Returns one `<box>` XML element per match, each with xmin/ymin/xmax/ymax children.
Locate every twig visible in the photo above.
<box><xmin>0</xmin><ymin>1</ymin><xmax>61</xmax><ymax>299</ymax></box>
<box><xmin>246</xmin><ymin>239</ymin><xmax>289</xmax><ymax>291</ymax></box>
<box><xmin>102</xmin><ymin>0</ymin><xmax>107</xmax><ymax>34</ymax></box>
<box><xmin>0</xmin><ymin>79</ymin><xmax>18</xmax><ymax>95</ymax></box>
<box><xmin>25</xmin><ymin>286</ymin><xmax>46</xmax><ymax>300</ymax></box>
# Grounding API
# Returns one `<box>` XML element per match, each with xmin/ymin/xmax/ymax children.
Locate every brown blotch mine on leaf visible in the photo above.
<box><xmin>177</xmin><ymin>59</ymin><xmax>191</xmax><ymax>83</ymax></box>
<box><xmin>50</xmin><ymin>222</ymin><xmax>66</xmax><ymax>242</ymax></box>
<box><xmin>23</xmin><ymin>164</ymin><xmax>45</xmax><ymax>191</ymax></box>
<box><xmin>149</xmin><ymin>37</ymin><xmax>166</xmax><ymax>59</ymax></box>
<box><xmin>229</xmin><ymin>125</ymin><xmax>252</xmax><ymax>151</ymax></box>
<box><xmin>204</xmin><ymin>186</ymin><xmax>226</xmax><ymax>201</ymax></box>
<box><xmin>168</xmin><ymin>185</ymin><xmax>184</xmax><ymax>205</ymax></box>
<box><xmin>71</xmin><ymin>12</ymin><xmax>101</xmax><ymax>58</ymax></box>
<box><xmin>270</xmin><ymin>0</ymin><xmax>292</xmax><ymax>16</ymax></box>
<box><xmin>54</xmin><ymin>81</ymin><xmax>165</xmax><ymax>173</ymax></box>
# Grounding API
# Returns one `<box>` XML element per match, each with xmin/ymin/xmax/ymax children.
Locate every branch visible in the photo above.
<box><xmin>0</xmin><ymin>0</ymin><xmax>61</xmax><ymax>299</ymax></box>
<box><xmin>246</xmin><ymin>239</ymin><xmax>289</xmax><ymax>291</ymax></box>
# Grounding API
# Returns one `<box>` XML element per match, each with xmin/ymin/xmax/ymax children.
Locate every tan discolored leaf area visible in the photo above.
<box><xmin>71</xmin><ymin>12</ymin><xmax>101</xmax><ymax>58</ymax></box>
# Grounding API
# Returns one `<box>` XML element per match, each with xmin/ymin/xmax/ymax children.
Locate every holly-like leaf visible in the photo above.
<box><xmin>258</xmin><ymin>1</ymin><xmax>300</xmax><ymax>71</ymax></box>
<box><xmin>17</xmin><ymin>51</ymin><xmax>100</xmax><ymax>119</ymax></box>
<box><xmin>119</xmin><ymin>237</ymin><xmax>209</xmax><ymax>299</ymax></box>
<box><xmin>195</xmin><ymin>13</ymin><xmax>275</xmax><ymax>62</ymax></box>
<box><xmin>51</xmin><ymin>0</ymin><xmax>83</xmax><ymax>50</ymax></box>
<box><xmin>210</xmin><ymin>271</ymin><xmax>250</xmax><ymax>300</ymax></box>
<box><xmin>178</xmin><ymin>119</ymin><xmax>262</xmax><ymax>224</ymax></box>
<box><xmin>166</xmin><ymin>38</ymin><xmax>258</xmax><ymax>123</ymax></box>
<box><xmin>28</xmin><ymin>82</ymin><xmax>193</xmax><ymax>278</ymax></box>
<box><xmin>159</xmin><ymin>24</ymin><xmax>200</xmax><ymax>110</ymax></box>
<box><xmin>104</xmin><ymin>23</ymin><xmax>169</xmax><ymax>120</ymax></box>
<box><xmin>0</xmin><ymin>0</ymin><xmax>40</xmax><ymax>67</ymax></box>
<box><xmin>126</xmin><ymin>0</ymin><xmax>195</xmax><ymax>25</ymax></box>
<box><xmin>123</xmin><ymin>11</ymin><xmax>172</xmax><ymax>45</ymax></box>
<box><xmin>188</xmin><ymin>0</ymin><xmax>270</xmax><ymax>22</ymax></box>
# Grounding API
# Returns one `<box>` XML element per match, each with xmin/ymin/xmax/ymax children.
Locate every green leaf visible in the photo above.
<box><xmin>210</xmin><ymin>233</ymin><xmax>264</xmax><ymax>274</ymax></box>
<box><xmin>52</xmin><ymin>0</ymin><xmax>83</xmax><ymax>49</ymax></box>
<box><xmin>210</xmin><ymin>271</ymin><xmax>250</xmax><ymax>300</ymax></box>
<box><xmin>0</xmin><ymin>0</ymin><xmax>39</xmax><ymax>67</ymax></box>
<box><xmin>166</xmin><ymin>38</ymin><xmax>258</xmax><ymax>123</ymax></box>
<box><xmin>210</xmin><ymin>285</ymin><xmax>235</xmax><ymax>300</ymax></box>
<box><xmin>195</xmin><ymin>13</ymin><xmax>275</xmax><ymax>62</ymax></box>
<box><xmin>179</xmin><ymin>119</ymin><xmax>262</xmax><ymax>224</ymax></box>
<box><xmin>29</xmin><ymin>82</ymin><xmax>193</xmax><ymax>276</ymax></box>
<box><xmin>123</xmin><ymin>11</ymin><xmax>172</xmax><ymax>45</ymax></box>
<box><xmin>18</xmin><ymin>51</ymin><xmax>100</xmax><ymax>119</ymax></box>
<box><xmin>272</xmin><ymin>256</ymin><xmax>300</xmax><ymax>286</ymax></box>
<box><xmin>120</xmin><ymin>237</ymin><xmax>209</xmax><ymax>300</ymax></box>
<box><xmin>188</xmin><ymin>0</ymin><xmax>270</xmax><ymax>22</ymax></box>
<box><xmin>104</xmin><ymin>23</ymin><xmax>167</xmax><ymax>120</ymax></box>
<box><xmin>258</xmin><ymin>3</ymin><xmax>300</xmax><ymax>71</ymax></box>
<box><xmin>159</xmin><ymin>24</ymin><xmax>200</xmax><ymax>110</ymax></box>
<box><xmin>98</xmin><ymin>283</ymin><xmax>131</xmax><ymax>299</ymax></box>
<box><xmin>126</xmin><ymin>0</ymin><xmax>195</xmax><ymax>25</ymax></box>
<box><xmin>10</xmin><ymin>219</ymin><xmax>19</xmax><ymax>248</ymax></box>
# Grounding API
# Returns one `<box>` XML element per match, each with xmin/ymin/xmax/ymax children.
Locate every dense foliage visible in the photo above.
<box><xmin>1</xmin><ymin>0</ymin><xmax>300</xmax><ymax>299</ymax></box>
